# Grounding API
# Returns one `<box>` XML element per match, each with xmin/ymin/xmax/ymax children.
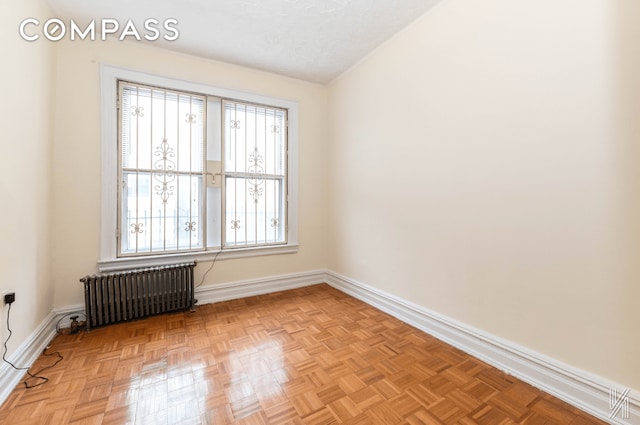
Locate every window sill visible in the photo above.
<box><xmin>98</xmin><ymin>244</ymin><xmax>299</xmax><ymax>272</ymax></box>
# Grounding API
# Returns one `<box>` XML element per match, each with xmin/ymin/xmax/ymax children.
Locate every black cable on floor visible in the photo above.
<box><xmin>2</xmin><ymin>303</ymin><xmax>63</xmax><ymax>388</ymax></box>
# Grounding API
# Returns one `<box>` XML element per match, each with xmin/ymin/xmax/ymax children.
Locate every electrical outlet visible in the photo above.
<box><xmin>4</xmin><ymin>292</ymin><xmax>15</xmax><ymax>304</ymax></box>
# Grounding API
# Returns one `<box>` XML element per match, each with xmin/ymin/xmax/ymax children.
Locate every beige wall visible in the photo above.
<box><xmin>328</xmin><ymin>0</ymin><xmax>639</xmax><ymax>391</ymax></box>
<box><xmin>50</xmin><ymin>40</ymin><xmax>329</xmax><ymax>307</ymax></box>
<box><xmin>0</xmin><ymin>0</ymin><xmax>55</xmax><ymax>353</ymax></box>
<box><xmin>614</xmin><ymin>0</ymin><xmax>640</xmax><ymax>392</ymax></box>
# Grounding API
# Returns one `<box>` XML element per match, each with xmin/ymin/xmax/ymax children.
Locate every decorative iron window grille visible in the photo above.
<box><xmin>119</xmin><ymin>82</ymin><xmax>206</xmax><ymax>256</ymax></box>
<box><xmin>223</xmin><ymin>100</ymin><xmax>287</xmax><ymax>248</ymax></box>
<box><xmin>117</xmin><ymin>81</ymin><xmax>287</xmax><ymax>257</ymax></box>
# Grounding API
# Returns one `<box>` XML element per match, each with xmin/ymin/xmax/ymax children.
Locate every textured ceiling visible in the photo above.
<box><xmin>45</xmin><ymin>0</ymin><xmax>442</xmax><ymax>84</ymax></box>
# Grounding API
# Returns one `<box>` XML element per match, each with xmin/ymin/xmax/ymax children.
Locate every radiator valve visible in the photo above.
<box><xmin>70</xmin><ymin>315</ymin><xmax>79</xmax><ymax>334</ymax></box>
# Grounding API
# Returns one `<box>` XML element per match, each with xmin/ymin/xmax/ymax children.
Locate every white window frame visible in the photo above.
<box><xmin>99</xmin><ymin>64</ymin><xmax>299</xmax><ymax>272</ymax></box>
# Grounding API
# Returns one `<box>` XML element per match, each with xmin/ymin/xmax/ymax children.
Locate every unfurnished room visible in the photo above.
<box><xmin>0</xmin><ymin>0</ymin><xmax>638</xmax><ymax>424</ymax></box>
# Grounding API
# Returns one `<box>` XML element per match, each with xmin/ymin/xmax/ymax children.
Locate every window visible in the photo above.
<box><xmin>119</xmin><ymin>82</ymin><xmax>206</xmax><ymax>255</ymax></box>
<box><xmin>100</xmin><ymin>66</ymin><xmax>298</xmax><ymax>270</ymax></box>
<box><xmin>222</xmin><ymin>100</ymin><xmax>287</xmax><ymax>248</ymax></box>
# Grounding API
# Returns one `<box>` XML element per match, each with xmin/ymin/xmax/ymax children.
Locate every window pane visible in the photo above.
<box><xmin>225</xmin><ymin>177</ymin><xmax>284</xmax><ymax>247</ymax></box>
<box><xmin>223</xmin><ymin>102</ymin><xmax>286</xmax><ymax>175</ymax></box>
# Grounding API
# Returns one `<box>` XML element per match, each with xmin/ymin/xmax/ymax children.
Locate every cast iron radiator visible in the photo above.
<box><xmin>80</xmin><ymin>262</ymin><xmax>196</xmax><ymax>331</ymax></box>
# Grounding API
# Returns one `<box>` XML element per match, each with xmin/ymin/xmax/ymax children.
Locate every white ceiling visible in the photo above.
<box><xmin>45</xmin><ymin>0</ymin><xmax>442</xmax><ymax>84</ymax></box>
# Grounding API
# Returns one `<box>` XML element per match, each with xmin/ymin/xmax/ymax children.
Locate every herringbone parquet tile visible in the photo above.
<box><xmin>0</xmin><ymin>284</ymin><xmax>607</xmax><ymax>424</ymax></box>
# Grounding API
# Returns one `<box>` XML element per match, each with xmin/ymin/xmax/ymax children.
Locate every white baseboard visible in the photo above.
<box><xmin>0</xmin><ymin>304</ymin><xmax>85</xmax><ymax>406</ymax></box>
<box><xmin>0</xmin><ymin>311</ymin><xmax>58</xmax><ymax>405</ymax></box>
<box><xmin>3</xmin><ymin>269</ymin><xmax>637</xmax><ymax>425</ymax></box>
<box><xmin>325</xmin><ymin>270</ymin><xmax>639</xmax><ymax>424</ymax></box>
<box><xmin>195</xmin><ymin>269</ymin><xmax>327</xmax><ymax>305</ymax></box>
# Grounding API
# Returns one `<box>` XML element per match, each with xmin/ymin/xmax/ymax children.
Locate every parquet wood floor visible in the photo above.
<box><xmin>0</xmin><ymin>284</ymin><xmax>607</xmax><ymax>424</ymax></box>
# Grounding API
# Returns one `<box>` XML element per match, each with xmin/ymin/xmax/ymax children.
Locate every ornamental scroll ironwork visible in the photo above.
<box><xmin>247</xmin><ymin>146</ymin><xmax>265</xmax><ymax>203</ymax></box>
<box><xmin>154</xmin><ymin>137</ymin><xmax>176</xmax><ymax>204</ymax></box>
<box><xmin>131</xmin><ymin>105</ymin><xmax>144</xmax><ymax>117</ymax></box>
